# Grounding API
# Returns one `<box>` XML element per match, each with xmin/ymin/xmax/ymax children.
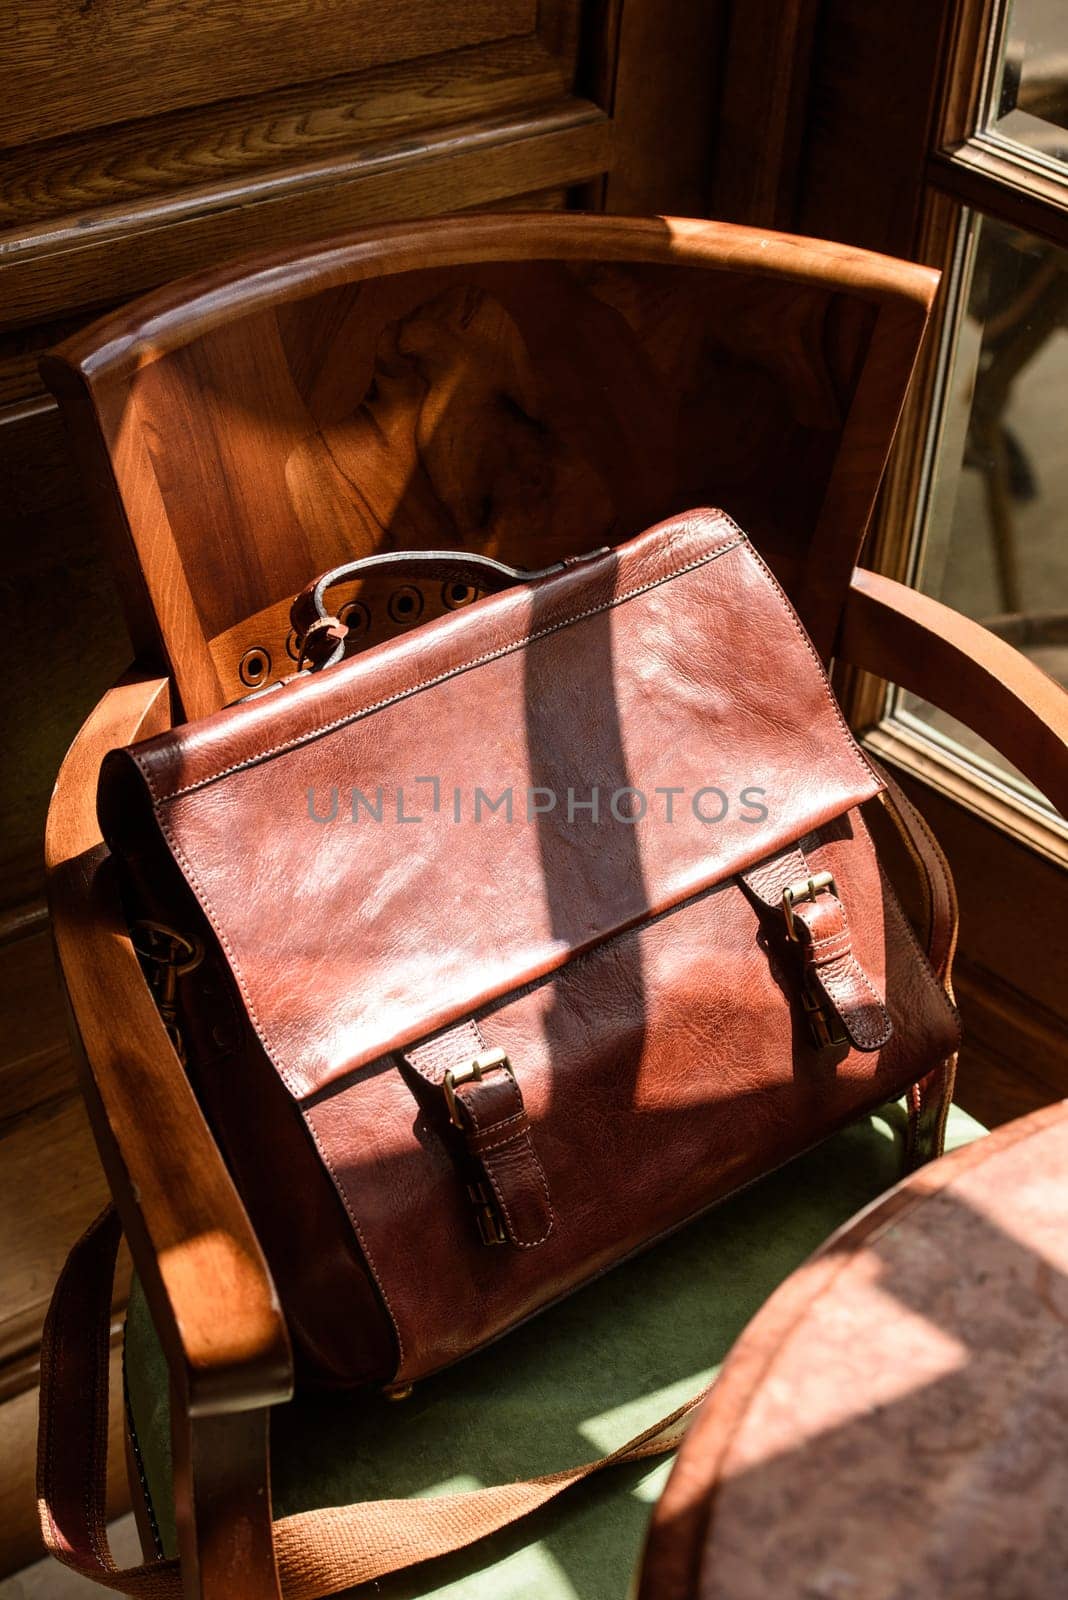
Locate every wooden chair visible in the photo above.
<box><xmin>40</xmin><ymin>214</ymin><xmax>1068</xmax><ymax>1600</ymax></box>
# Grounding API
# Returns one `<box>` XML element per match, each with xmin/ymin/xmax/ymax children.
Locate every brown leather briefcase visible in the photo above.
<box><xmin>98</xmin><ymin>508</ymin><xmax>961</xmax><ymax>1394</ymax></box>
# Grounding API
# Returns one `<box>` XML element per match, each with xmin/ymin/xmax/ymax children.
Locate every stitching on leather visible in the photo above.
<box><xmin>415</xmin><ymin>1030</ymin><xmax>553</xmax><ymax>1244</ymax></box>
<box><xmin>808</xmin><ymin>930</ymin><xmax>852</xmax><ymax>961</ymax></box>
<box><xmin>739</xmin><ymin>846</ymin><xmax>810</xmax><ymax>910</ymax></box>
<box><xmin>144</xmin><ymin>805</ymin><xmax>289</xmax><ymax>1084</ymax></box>
<box><xmin>802</xmin><ymin>898</ymin><xmax>849</xmax><ymax>951</ymax></box>
<box><xmin>874</xmin><ymin>855</ymin><xmax>962</xmax><ymax>1042</ymax></box>
<box><xmin>815</xmin><ymin>956</ymin><xmax>890</xmax><ymax>1048</ymax></box>
<box><xmin>133</xmin><ymin>524</ymin><xmax>871</xmax><ymax>1099</ymax></box>
<box><xmin>743</xmin><ymin>834</ymin><xmax>891</xmax><ymax>1049</ymax></box>
<box><xmin>475</xmin><ymin>1123</ymin><xmax>533</xmax><ymax>1154</ymax></box>
<box><xmin>857</xmin><ymin>807</ymin><xmax>961</xmax><ymax>1041</ymax></box>
<box><xmin>878</xmin><ymin>781</ymin><xmax>957</xmax><ymax>1147</ymax></box>
<box><xmin>407</xmin><ymin>1020</ymin><xmax>484</xmax><ymax>1087</ymax></box>
<box><xmin>142</xmin><ymin>525</ymin><xmax>746</xmax><ymax>803</ymax></box>
<box><xmin>461</xmin><ymin>1073</ymin><xmax>521</xmax><ymax>1137</ymax></box>
<box><xmin>792</xmin><ymin>883</ymin><xmax>891</xmax><ymax>1048</ymax></box>
<box><xmin>740</xmin><ymin>541</ymin><xmax>879</xmax><ymax>792</ymax></box>
<box><xmin>856</xmin><ymin>800</ymin><xmax>965</xmax><ymax>1139</ymax></box>
<box><xmin>302</xmin><ymin>1111</ymin><xmax>405</xmax><ymax>1370</ymax></box>
<box><xmin>483</xmin><ymin>1136</ymin><xmax>555</xmax><ymax>1249</ymax></box>
<box><xmin>468</xmin><ymin>1106</ymin><xmax>528</xmax><ymax>1138</ymax></box>
<box><xmin>463</xmin><ymin>1076</ymin><xmax>554</xmax><ymax>1247</ymax></box>
<box><xmin>867</xmin><ymin>762</ymin><xmax>949</xmax><ymax>972</ymax></box>
<box><xmin>886</xmin><ymin>781</ymin><xmax>957</xmax><ymax>976</ymax></box>
<box><xmin>85</xmin><ymin>1222</ymin><xmax>110</xmax><ymax>1567</ymax></box>
<box><xmin>927</xmin><ymin>1053</ymin><xmax>958</xmax><ymax>1153</ymax></box>
<box><xmin>824</xmin><ymin>960</ymin><xmax>882</xmax><ymax>1036</ymax></box>
<box><xmin>878</xmin><ymin>789</ymin><xmax>934</xmax><ymax>940</ymax></box>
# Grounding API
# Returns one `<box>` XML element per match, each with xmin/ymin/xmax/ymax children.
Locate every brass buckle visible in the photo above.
<box><xmin>442</xmin><ymin>1048</ymin><xmax>511</xmax><ymax>1128</ymax></box>
<box><xmin>781</xmin><ymin>871</ymin><xmax>837</xmax><ymax>942</ymax></box>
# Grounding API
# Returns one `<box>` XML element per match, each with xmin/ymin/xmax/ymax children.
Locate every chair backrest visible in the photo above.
<box><xmin>43</xmin><ymin>214</ymin><xmax>937</xmax><ymax>719</ymax></box>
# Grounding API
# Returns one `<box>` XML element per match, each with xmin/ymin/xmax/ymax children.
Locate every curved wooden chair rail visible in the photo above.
<box><xmin>840</xmin><ymin>571</ymin><xmax>1068</xmax><ymax>818</ymax></box>
<box><xmin>45</xmin><ymin>673</ymin><xmax>292</xmax><ymax>1599</ymax></box>
<box><xmin>40</xmin><ymin>212</ymin><xmax>940</xmax><ymax>718</ymax></box>
<box><xmin>44</xmin><ymin>571</ymin><xmax>1068</xmax><ymax>1600</ymax></box>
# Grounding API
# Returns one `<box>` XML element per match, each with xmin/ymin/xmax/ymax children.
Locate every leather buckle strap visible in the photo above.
<box><xmin>781</xmin><ymin>875</ymin><xmax>849</xmax><ymax>1047</ymax></box>
<box><xmin>443</xmin><ymin>1048</ymin><xmax>511</xmax><ymax>1127</ymax></box>
<box><xmin>404</xmin><ymin>1024</ymin><xmax>554</xmax><ymax>1250</ymax></box>
<box><xmin>740</xmin><ymin>843</ymin><xmax>892</xmax><ymax>1053</ymax></box>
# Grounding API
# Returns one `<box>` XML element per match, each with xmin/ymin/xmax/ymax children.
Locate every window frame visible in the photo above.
<box><xmin>854</xmin><ymin>0</ymin><xmax>1068</xmax><ymax>865</ymax></box>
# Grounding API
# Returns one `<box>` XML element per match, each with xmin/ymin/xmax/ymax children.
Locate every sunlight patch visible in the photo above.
<box><xmin>578</xmin><ymin>1368</ymin><xmax>717</xmax><ymax>1455</ymax></box>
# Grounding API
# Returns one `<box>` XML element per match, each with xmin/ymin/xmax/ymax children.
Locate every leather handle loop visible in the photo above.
<box><xmin>290</xmin><ymin>549</ymin><xmax>572</xmax><ymax>672</ymax></box>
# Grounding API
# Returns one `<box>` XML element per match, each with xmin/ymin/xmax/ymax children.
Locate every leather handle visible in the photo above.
<box><xmin>290</xmin><ymin>549</ymin><xmax>579</xmax><ymax>671</ymax></box>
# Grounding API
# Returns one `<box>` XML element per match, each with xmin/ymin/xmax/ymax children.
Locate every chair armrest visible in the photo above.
<box><xmin>45</xmin><ymin>670</ymin><xmax>293</xmax><ymax>1415</ymax></box>
<box><xmin>840</xmin><ymin>569</ymin><xmax>1068</xmax><ymax>818</ymax></box>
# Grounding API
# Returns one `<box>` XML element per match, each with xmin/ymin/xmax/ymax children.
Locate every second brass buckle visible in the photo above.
<box><xmin>442</xmin><ymin>1047</ymin><xmax>511</xmax><ymax>1128</ymax></box>
<box><xmin>782</xmin><ymin>871</ymin><xmax>838</xmax><ymax>942</ymax></box>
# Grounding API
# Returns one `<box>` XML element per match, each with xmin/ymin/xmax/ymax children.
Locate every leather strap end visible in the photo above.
<box><xmin>452</xmin><ymin>1069</ymin><xmax>555</xmax><ymax>1250</ymax></box>
<box><xmin>296</xmin><ymin>615</ymin><xmax>348</xmax><ymax>671</ymax></box>
<box><xmin>404</xmin><ymin>1024</ymin><xmax>554</xmax><ymax>1250</ymax></box>
<box><xmin>791</xmin><ymin>893</ymin><xmax>893</xmax><ymax>1052</ymax></box>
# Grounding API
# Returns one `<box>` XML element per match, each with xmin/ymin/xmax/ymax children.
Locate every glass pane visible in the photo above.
<box><xmin>990</xmin><ymin>0</ymin><xmax>1068</xmax><ymax>166</ymax></box>
<box><xmin>907</xmin><ymin>211</ymin><xmax>1068</xmax><ymax>810</ymax></box>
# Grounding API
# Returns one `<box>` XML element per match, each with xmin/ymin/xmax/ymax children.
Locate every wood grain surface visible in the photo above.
<box><xmin>42</xmin><ymin>212</ymin><xmax>936</xmax><ymax>717</ymax></box>
<box><xmin>0</xmin><ymin>0</ymin><xmax>533</xmax><ymax>148</ymax></box>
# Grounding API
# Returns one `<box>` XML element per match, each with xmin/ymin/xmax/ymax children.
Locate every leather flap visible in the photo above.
<box><xmin>99</xmin><ymin>511</ymin><xmax>882</xmax><ymax>1100</ymax></box>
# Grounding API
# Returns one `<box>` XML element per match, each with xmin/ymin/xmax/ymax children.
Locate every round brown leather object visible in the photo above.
<box><xmin>639</xmin><ymin>1101</ymin><xmax>1068</xmax><ymax>1600</ymax></box>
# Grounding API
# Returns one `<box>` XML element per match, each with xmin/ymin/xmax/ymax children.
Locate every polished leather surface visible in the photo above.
<box><xmin>99</xmin><ymin>511</ymin><xmax>960</xmax><ymax>1386</ymax></box>
<box><xmin>102</xmin><ymin>514</ymin><xmax>882</xmax><ymax>1100</ymax></box>
<box><xmin>307</xmin><ymin>804</ymin><xmax>958</xmax><ymax>1383</ymax></box>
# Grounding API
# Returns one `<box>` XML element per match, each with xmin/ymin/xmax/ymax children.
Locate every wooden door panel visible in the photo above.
<box><xmin>2</xmin><ymin>0</ymin><xmax>535</xmax><ymax>147</ymax></box>
<box><xmin>0</xmin><ymin>38</ymin><xmax>569</xmax><ymax>232</ymax></box>
<box><xmin>0</xmin><ymin>107</ymin><xmax>611</xmax><ymax>328</ymax></box>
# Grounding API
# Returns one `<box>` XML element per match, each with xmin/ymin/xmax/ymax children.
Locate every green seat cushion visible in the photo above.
<box><xmin>125</xmin><ymin>1104</ymin><xmax>984</xmax><ymax>1599</ymax></box>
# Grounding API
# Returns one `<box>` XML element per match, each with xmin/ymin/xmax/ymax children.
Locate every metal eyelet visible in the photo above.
<box><xmin>339</xmin><ymin>600</ymin><xmax>371</xmax><ymax>639</ymax></box>
<box><xmin>388</xmin><ymin>586</ymin><xmax>424</xmax><ymax>625</ymax></box>
<box><xmin>442</xmin><ymin>579</ymin><xmax>477</xmax><ymax>610</ymax></box>
<box><xmin>239</xmin><ymin>646</ymin><xmax>271</xmax><ymax>687</ymax></box>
